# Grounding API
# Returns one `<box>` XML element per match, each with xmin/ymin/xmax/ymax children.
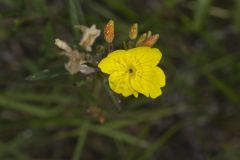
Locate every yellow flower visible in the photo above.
<box><xmin>98</xmin><ymin>47</ymin><xmax>166</xmax><ymax>99</ymax></box>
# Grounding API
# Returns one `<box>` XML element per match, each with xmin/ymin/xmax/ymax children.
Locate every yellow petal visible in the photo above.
<box><xmin>130</xmin><ymin>75</ymin><xmax>150</xmax><ymax>97</ymax></box>
<box><xmin>152</xmin><ymin>67</ymin><xmax>166</xmax><ymax>87</ymax></box>
<box><xmin>131</xmin><ymin>66</ymin><xmax>165</xmax><ymax>99</ymax></box>
<box><xmin>133</xmin><ymin>92</ymin><xmax>139</xmax><ymax>98</ymax></box>
<box><xmin>128</xmin><ymin>47</ymin><xmax>162</xmax><ymax>67</ymax></box>
<box><xmin>109</xmin><ymin>71</ymin><xmax>137</xmax><ymax>97</ymax></box>
<box><xmin>98</xmin><ymin>50</ymin><xmax>127</xmax><ymax>74</ymax></box>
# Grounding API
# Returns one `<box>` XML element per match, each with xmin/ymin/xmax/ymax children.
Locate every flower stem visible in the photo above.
<box><xmin>108</xmin><ymin>42</ymin><xmax>113</xmax><ymax>53</ymax></box>
<box><xmin>101</xmin><ymin>75</ymin><xmax>121</xmax><ymax>110</ymax></box>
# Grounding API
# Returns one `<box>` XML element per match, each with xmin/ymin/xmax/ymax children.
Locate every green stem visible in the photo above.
<box><xmin>101</xmin><ymin>76</ymin><xmax>121</xmax><ymax>110</ymax></box>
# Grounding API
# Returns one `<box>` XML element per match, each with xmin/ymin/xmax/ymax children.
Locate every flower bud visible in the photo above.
<box><xmin>104</xmin><ymin>20</ymin><xmax>114</xmax><ymax>43</ymax></box>
<box><xmin>147</xmin><ymin>30</ymin><xmax>152</xmax><ymax>38</ymax></box>
<box><xmin>136</xmin><ymin>33</ymin><xmax>147</xmax><ymax>46</ymax></box>
<box><xmin>129</xmin><ymin>23</ymin><xmax>138</xmax><ymax>40</ymax></box>
<box><xmin>142</xmin><ymin>34</ymin><xmax>159</xmax><ymax>47</ymax></box>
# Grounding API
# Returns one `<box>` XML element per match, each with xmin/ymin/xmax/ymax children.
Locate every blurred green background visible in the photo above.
<box><xmin>0</xmin><ymin>0</ymin><xmax>240</xmax><ymax>159</ymax></box>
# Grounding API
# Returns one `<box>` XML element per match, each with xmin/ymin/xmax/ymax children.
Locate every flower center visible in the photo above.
<box><xmin>129</xmin><ymin>68</ymin><xmax>133</xmax><ymax>73</ymax></box>
<box><xmin>127</xmin><ymin>65</ymin><xmax>136</xmax><ymax>76</ymax></box>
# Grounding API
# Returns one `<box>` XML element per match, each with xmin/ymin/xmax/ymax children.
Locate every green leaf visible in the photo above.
<box><xmin>25</xmin><ymin>65</ymin><xmax>68</xmax><ymax>81</ymax></box>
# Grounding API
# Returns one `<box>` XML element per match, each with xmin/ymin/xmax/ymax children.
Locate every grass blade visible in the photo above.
<box><xmin>90</xmin><ymin>126</ymin><xmax>148</xmax><ymax>148</ymax></box>
<box><xmin>233</xmin><ymin>0</ymin><xmax>240</xmax><ymax>32</ymax></box>
<box><xmin>0</xmin><ymin>96</ymin><xmax>62</xmax><ymax>117</ymax></box>
<box><xmin>139</xmin><ymin>124</ymin><xmax>182</xmax><ymax>160</ymax></box>
<box><xmin>72</xmin><ymin>121</ymin><xmax>90</xmax><ymax>160</ymax></box>
<box><xmin>69</xmin><ymin>0</ymin><xmax>85</xmax><ymax>40</ymax></box>
<box><xmin>193</xmin><ymin>0</ymin><xmax>212</xmax><ymax>32</ymax></box>
<box><xmin>206</xmin><ymin>73</ymin><xmax>240</xmax><ymax>103</ymax></box>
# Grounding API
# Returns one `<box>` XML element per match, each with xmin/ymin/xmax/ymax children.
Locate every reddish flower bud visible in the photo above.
<box><xmin>136</xmin><ymin>33</ymin><xmax>147</xmax><ymax>46</ymax></box>
<box><xmin>104</xmin><ymin>20</ymin><xmax>114</xmax><ymax>43</ymax></box>
<box><xmin>142</xmin><ymin>34</ymin><xmax>160</xmax><ymax>47</ymax></box>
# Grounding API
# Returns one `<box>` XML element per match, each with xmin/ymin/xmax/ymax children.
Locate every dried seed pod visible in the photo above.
<box><xmin>78</xmin><ymin>24</ymin><xmax>101</xmax><ymax>52</ymax></box>
<box><xmin>55</xmin><ymin>38</ymin><xmax>93</xmax><ymax>75</ymax></box>
<box><xmin>104</xmin><ymin>20</ymin><xmax>114</xmax><ymax>43</ymax></box>
<box><xmin>64</xmin><ymin>50</ymin><xmax>86</xmax><ymax>75</ymax></box>
<box><xmin>55</xmin><ymin>39</ymin><xmax>72</xmax><ymax>53</ymax></box>
<box><xmin>136</xmin><ymin>33</ymin><xmax>147</xmax><ymax>46</ymax></box>
<box><xmin>141</xmin><ymin>34</ymin><xmax>160</xmax><ymax>47</ymax></box>
<box><xmin>129</xmin><ymin>23</ymin><xmax>138</xmax><ymax>40</ymax></box>
<box><xmin>79</xmin><ymin>64</ymin><xmax>95</xmax><ymax>75</ymax></box>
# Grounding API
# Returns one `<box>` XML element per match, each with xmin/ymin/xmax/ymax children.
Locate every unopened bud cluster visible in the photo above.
<box><xmin>103</xmin><ymin>20</ymin><xmax>159</xmax><ymax>48</ymax></box>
